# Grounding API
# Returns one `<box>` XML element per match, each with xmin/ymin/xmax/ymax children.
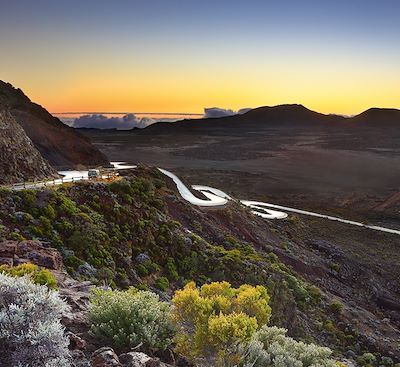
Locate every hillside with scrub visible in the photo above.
<box><xmin>0</xmin><ymin>166</ymin><xmax>399</xmax><ymax>366</ymax></box>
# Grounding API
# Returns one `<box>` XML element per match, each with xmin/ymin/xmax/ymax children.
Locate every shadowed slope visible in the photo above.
<box><xmin>0</xmin><ymin>81</ymin><xmax>109</xmax><ymax>168</ymax></box>
<box><xmin>0</xmin><ymin>108</ymin><xmax>56</xmax><ymax>184</ymax></box>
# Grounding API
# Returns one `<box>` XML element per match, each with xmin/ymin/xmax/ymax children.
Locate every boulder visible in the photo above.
<box><xmin>71</xmin><ymin>350</ymin><xmax>90</xmax><ymax>367</ymax></box>
<box><xmin>91</xmin><ymin>347</ymin><xmax>121</xmax><ymax>367</ymax></box>
<box><xmin>0</xmin><ymin>240</ymin><xmax>17</xmax><ymax>258</ymax></box>
<box><xmin>77</xmin><ymin>262</ymin><xmax>97</xmax><ymax>277</ymax></box>
<box><xmin>119</xmin><ymin>352</ymin><xmax>160</xmax><ymax>367</ymax></box>
<box><xmin>135</xmin><ymin>253</ymin><xmax>150</xmax><ymax>264</ymax></box>
<box><xmin>67</xmin><ymin>331</ymin><xmax>87</xmax><ymax>350</ymax></box>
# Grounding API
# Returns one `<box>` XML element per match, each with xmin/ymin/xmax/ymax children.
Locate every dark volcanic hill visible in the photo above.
<box><xmin>0</xmin><ymin>81</ymin><xmax>109</xmax><ymax>168</ymax></box>
<box><xmin>0</xmin><ymin>108</ymin><xmax>56</xmax><ymax>184</ymax></box>
<box><xmin>351</xmin><ymin>107</ymin><xmax>400</xmax><ymax>126</ymax></box>
<box><xmin>139</xmin><ymin>104</ymin><xmax>347</xmax><ymax>134</ymax></box>
<box><xmin>139</xmin><ymin>104</ymin><xmax>400</xmax><ymax>135</ymax></box>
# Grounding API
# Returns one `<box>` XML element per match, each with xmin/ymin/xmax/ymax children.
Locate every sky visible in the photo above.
<box><xmin>1</xmin><ymin>0</ymin><xmax>399</xmax><ymax>115</ymax></box>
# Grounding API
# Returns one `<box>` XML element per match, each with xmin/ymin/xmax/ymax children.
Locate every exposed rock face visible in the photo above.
<box><xmin>119</xmin><ymin>352</ymin><xmax>161</xmax><ymax>367</ymax></box>
<box><xmin>67</xmin><ymin>331</ymin><xmax>87</xmax><ymax>350</ymax></box>
<box><xmin>0</xmin><ymin>240</ymin><xmax>63</xmax><ymax>269</ymax></box>
<box><xmin>0</xmin><ymin>80</ymin><xmax>109</xmax><ymax>168</ymax></box>
<box><xmin>91</xmin><ymin>347</ymin><xmax>121</xmax><ymax>367</ymax></box>
<box><xmin>0</xmin><ymin>109</ymin><xmax>56</xmax><ymax>184</ymax></box>
<box><xmin>90</xmin><ymin>349</ymin><xmax>169</xmax><ymax>367</ymax></box>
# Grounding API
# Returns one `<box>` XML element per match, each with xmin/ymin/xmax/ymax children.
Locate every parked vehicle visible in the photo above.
<box><xmin>88</xmin><ymin>169</ymin><xmax>100</xmax><ymax>178</ymax></box>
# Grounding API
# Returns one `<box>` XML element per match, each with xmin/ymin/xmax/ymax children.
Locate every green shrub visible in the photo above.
<box><xmin>64</xmin><ymin>254</ymin><xmax>85</xmax><ymax>269</ymax></box>
<box><xmin>144</xmin><ymin>260</ymin><xmax>161</xmax><ymax>274</ymax></box>
<box><xmin>330</xmin><ymin>262</ymin><xmax>341</xmax><ymax>272</ymax></box>
<box><xmin>58</xmin><ymin>195</ymin><xmax>79</xmax><ymax>216</ymax></box>
<box><xmin>0</xmin><ymin>224</ymin><xmax>7</xmax><ymax>240</ymax></box>
<box><xmin>323</xmin><ymin>319</ymin><xmax>335</xmax><ymax>333</ymax></box>
<box><xmin>17</xmin><ymin>190</ymin><xmax>37</xmax><ymax>208</ymax></box>
<box><xmin>382</xmin><ymin>357</ymin><xmax>394</xmax><ymax>366</ymax></box>
<box><xmin>89</xmin><ymin>288</ymin><xmax>174</xmax><ymax>351</ymax></box>
<box><xmin>9</xmin><ymin>231</ymin><xmax>25</xmax><ymax>241</ymax></box>
<box><xmin>330</xmin><ymin>300</ymin><xmax>344</xmax><ymax>314</ymax></box>
<box><xmin>238</xmin><ymin>325</ymin><xmax>337</xmax><ymax>367</ymax></box>
<box><xmin>165</xmin><ymin>257</ymin><xmax>179</xmax><ymax>281</ymax></box>
<box><xmin>0</xmin><ymin>263</ymin><xmax>58</xmax><ymax>289</ymax></box>
<box><xmin>136</xmin><ymin>264</ymin><xmax>149</xmax><ymax>277</ymax></box>
<box><xmin>308</xmin><ymin>285</ymin><xmax>322</xmax><ymax>304</ymax></box>
<box><xmin>357</xmin><ymin>353</ymin><xmax>377</xmax><ymax>366</ymax></box>
<box><xmin>155</xmin><ymin>276</ymin><xmax>170</xmax><ymax>291</ymax></box>
<box><xmin>43</xmin><ymin>204</ymin><xmax>56</xmax><ymax>220</ymax></box>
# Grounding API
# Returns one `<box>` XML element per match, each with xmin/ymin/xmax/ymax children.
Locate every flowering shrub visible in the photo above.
<box><xmin>0</xmin><ymin>273</ymin><xmax>70</xmax><ymax>367</ymax></box>
<box><xmin>172</xmin><ymin>281</ymin><xmax>271</xmax><ymax>366</ymax></box>
<box><xmin>0</xmin><ymin>262</ymin><xmax>58</xmax><ymax>289</ymax></box>
<box><xmin>89</xmin><ymin>288</ymin><xmax>174</xmax><ymax>351</ymax></box>
<box><xmin>238</xmin><ymin>325</ymin><xmax>337</xmax><ymax>367</ymax></box>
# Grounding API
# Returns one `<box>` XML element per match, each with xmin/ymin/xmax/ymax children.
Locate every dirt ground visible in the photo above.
<box><xmin>81</xmin><ymin>124</ymin><xmax>400</xmax><ymax>227</ymax></box>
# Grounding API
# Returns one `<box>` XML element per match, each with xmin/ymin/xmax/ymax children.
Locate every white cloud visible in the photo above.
<box><xmin>203</xmin><ymin>107</ymin><xmax>252</xmax><ymax>118</ymax></box>
<box><xmin>69</xmin><ymin>108</ymin><xmax>254</xmax><ymax>129</ymax></box>
<box><xmin>238</xmin><ymin>108</ymin><xmax>252</xmax><ymax>115</ymax></box>
<box><xmin>72</xmin><ymin>113</ymin><xmax>155</xmax><ymax>130</ymax></box>
<box><xmin>204</xmin><ymin>107</ymin><xmax>235</xmax><ymax>118</ymax></box>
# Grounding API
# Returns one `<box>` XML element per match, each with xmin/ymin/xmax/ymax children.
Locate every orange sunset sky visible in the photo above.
<box><xmin>1</xmin><ymin>1</ymin><xmax>399</xmax><ymax>115</ymax></box>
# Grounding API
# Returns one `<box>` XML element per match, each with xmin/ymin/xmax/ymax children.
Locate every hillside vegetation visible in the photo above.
<box><xmin>0</xmin><ymin>166</ymin><xmax>398</xmax><ymax>364</ymax></box>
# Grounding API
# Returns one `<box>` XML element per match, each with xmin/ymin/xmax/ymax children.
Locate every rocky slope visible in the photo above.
<box><xmin>0</xmin><ymin>108</ymin><xmax>56</xmax><ymax>184</ymax></box>
<box><xmin>0</xmin><ymin>81</ymin><xmax>109</xmax><ymax>168</ymax></box>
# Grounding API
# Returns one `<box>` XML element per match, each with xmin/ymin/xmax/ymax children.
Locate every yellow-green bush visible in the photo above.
<box><xmin>171</xmin><ymin>281</ymin><xmax>271</xmax><ymax>366</ymax></box>
<box><xmin>208</xmin><ymin>312</ymin><xmax>257</xmax><ymax>346</ymax></box>
<box><xmin>0</xmin><ymin>263</ymin><xmax>57</xmax><ymax>289</ymax></box>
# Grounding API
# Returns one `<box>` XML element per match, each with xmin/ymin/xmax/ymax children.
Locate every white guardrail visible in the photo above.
<box><xmin>4</xmin><ymin>173</ymin><xmax>117</xmax><ymax>191</ymax></box>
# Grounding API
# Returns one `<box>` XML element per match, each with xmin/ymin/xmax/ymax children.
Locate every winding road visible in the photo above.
<box><xmin>8</xmin><ymin>162</ymin><xmax>400</xmax><ymax>236</ymax></box>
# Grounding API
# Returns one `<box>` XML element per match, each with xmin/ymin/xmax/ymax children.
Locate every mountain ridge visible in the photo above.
<box><xmin>130</xmin><ymin>104</ymin><xmax>400</xmax><ymax>135</ymax></box>
<box><xmin>0</xmin><ymin>81</ymin><xmax>109</xmax><ymax>168</ymax></box>
<box><xmin>0</xmin><ymin>107</ymin><xmax>56</xmax><ymax>184</ymax></box>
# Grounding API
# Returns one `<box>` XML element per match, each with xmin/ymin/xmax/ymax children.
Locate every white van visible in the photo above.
<box><xmin>88</xmin><ymin>169</ymin><xmax>100</xmax><ymax>178</ymax></box>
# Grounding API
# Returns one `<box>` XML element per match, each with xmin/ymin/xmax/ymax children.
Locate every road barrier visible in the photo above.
<box><xmin>3</xmin><ymin>172</ymin><xmax>118</xmax><ymax>191</ymax></box>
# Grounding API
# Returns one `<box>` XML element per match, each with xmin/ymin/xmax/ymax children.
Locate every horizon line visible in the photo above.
<box><xmin>51</xmin><ymin>111</ymin><xmax>204</xmax><ymax>116</ymax></box>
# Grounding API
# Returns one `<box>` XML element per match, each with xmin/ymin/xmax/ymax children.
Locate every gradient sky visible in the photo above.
<box><xmin>1</xmin><ymin>0</ymin><xmax>399</xmax><ymax>115</ymax></box>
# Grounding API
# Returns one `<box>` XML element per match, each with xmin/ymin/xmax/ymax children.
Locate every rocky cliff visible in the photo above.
<box><xmin>0</xmin><ymin>81</ymin><xmax>109</xmax><ymax>168</ymax></box>
<box><xmin>0</xmin><ymin>108</ymin><xmax>56</xmax><ymax>184</ymax></box>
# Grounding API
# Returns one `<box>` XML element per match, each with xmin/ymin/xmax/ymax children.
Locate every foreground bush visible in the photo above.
<box><xmin>89</xmin><ymin>288</ymin><xmax>174</xmax><ymax>351</ymax></box>
<box><xmin>0</xmin><ymin>273</ymin><xmax>70</xmax><ymax>366</ymax></box>
<box><xmin>238</xmin><ymin>325</ymin><xmax>337</xmax><ymax>367</ymax></box>
<box><xmin>0</xmin><ymin>262</ymin><xmax>58</xmax><ymax>289</ymax></box>
<box><xmin>172</xmin><ymin>281</ymin><xmax>271</xmax><ymax>366</ymax></box>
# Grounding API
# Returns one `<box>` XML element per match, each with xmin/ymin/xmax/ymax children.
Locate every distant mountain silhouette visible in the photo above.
<box><xmin>138</xmin><ymin>104</ymin><xmax>342</xmax><ymax>135</ymax></box>
<box><xmin>137</xmin><ymin>104</ymin><xmax>399</xmax><ymax>135</ymax></box>
<box><xmin>0</xmin><ymin>81</ymin><xmax>109</xmax><ymax>168</ymax></box>
<box><xmin>241</xmin><ymin>104</ymin><xmax>337</xmax><ymax>121</ymax></box>
<box><xmin>351</xmin><ymin>107</ymin><xmax>400</xmax><ymax>125</ymax></box>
